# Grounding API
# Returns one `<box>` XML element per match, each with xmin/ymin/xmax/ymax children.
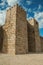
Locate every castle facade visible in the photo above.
<box><xmin>0</xmin><ymin>4</ymin><xmax>43</xmax><ymax>54</ymax></box>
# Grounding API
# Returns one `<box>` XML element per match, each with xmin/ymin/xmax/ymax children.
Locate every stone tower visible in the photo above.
<box><xmin>27</xmin><ymin>19</ymin><xmax>41</xmax><ymax>52</ymax></box>
<box><xmin>2</xmin><ymin>4</ymin><xmax>28</xmax><ymax>54</ymax></box>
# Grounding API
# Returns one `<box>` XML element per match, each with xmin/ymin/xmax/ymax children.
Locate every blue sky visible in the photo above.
<box><xmin>0</xmin><ymin>0</ymin><xmax>43</xmax><ymax>37</ymax></box>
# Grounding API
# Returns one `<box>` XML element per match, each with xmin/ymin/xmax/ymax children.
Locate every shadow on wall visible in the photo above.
<box><xmin>0</xmin><ymin>27</ymin><xmax>8</xmax><ymax>53</ymax></box>
<box><xmin>27</xmin><ymin>21</ymin><xmax>35</xmax><ymax>53</ymax></box>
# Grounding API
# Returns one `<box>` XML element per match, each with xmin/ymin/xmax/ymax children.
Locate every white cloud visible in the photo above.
<box><xmin>7</xmin><ymin>0</ymin><xmax>17</xmax><ymax>6</ymax></box>
<box><xmin>0</xmin><ymin>10</ymin><xmax>6</xmax><ymax>26</ymax></box>
<box><xmin>38</xmin><ymin>4</ymin><xmax>42</xmax><ymax>10</ymax></box>
<box><xmin>7</xmin><ymin>0</ymin><xmax>21</xmax><ymax>7</ymax></box>
<box><xmin>0</xmin><ymin>0</ymin><xmax>7</xmax><ymax>6</ymax></box>
<box><xmin>0</xmin><ymin>0</ymin><xmax>43</xmax><ymax>29</ymax></box>
<box><xmin>0</xmin><ymin>2</ymin><xmax>4</xmax><ymax>6</ymax></box>
<box><xmin>27</xmin><ymin>13</ymin><xmax>33</xmax><ymax>20</ymax></box>
<box><xmin>27</xmin><ymin>17</ymin><xmax>33</xmax><ymax>20</ymax></box>
<box><xmin>0</xmin><ymin>0</ymin><xmax>21</xmax><ymax>26</ymax></box>
<box><xmin>26</xmin><ymin>1</ymin><xmax>32</xmax><ymax>5</ymax></box>
<box><xmin>34</xmin><ymin>12</ymin><xmax>43</xmax><ymax>28</ymax></box>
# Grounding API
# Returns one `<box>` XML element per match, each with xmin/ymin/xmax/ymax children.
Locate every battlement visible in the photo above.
<box><xmin>0</xmin><ymin>4</ymin><xmax>42</xmax><ymax>54</ymax></box>
<box><xmin>6</xmin><ymin>4</ymin><xmax>26</xmax><ymax>19</ymax></box>
<box><xmin>7</xmin><ymin>4</ymin><xmax>26</xmax><ymax>13</ymax></box>
<box><xmin>28</xmin><ymin>18</ymin><xmax>38</xmax><ymax>26</ymax></box>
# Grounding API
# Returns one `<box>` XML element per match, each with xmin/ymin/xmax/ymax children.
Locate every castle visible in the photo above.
<box><xmin>0</xmin><ymin>4</ymin><xmax>43</xmax><ymax>54</ymax></box>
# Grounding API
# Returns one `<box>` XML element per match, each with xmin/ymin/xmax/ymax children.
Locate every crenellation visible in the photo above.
<box><xmin>0</xmin><ymin>4</ymin><xmax>43</xmax><ymax>55</ymax></box>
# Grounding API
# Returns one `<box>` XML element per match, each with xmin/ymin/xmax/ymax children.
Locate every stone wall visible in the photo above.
<box><xmin>2</xmin><ymin>5</ymin><xmax>17</xmax><ymax>54</ymax></box>
<box><xmin>27</xmin><ymin>21</ymin><xmax>35</xmax><ymax>52</ymax></box>
<box><xmin>2</xmin><ymin>4</ymin><xmax>28</xmax><ymax>54</ymax></box>
<box><xmin>0</xmin><ymin>4</ymin><xmax>42</xmax><ymax>54</ymax></box>
<box><xmin>40</xmin><ymin>37</ymin><xmax>43</xmax><ymax>52</ymax></box>
<box><xmin>15</xmin><ymin>5</ymin><xmax>28</xmax><ymax>54</ymax></box>
<box><xmin>28</xmin><ymin>19</ymin><xmax>41</xmax><ymax>53</ymax></box>
<box><xmin>34</xmin><ymin>19</ymin><xmax>41</xmax><ymax>52</ymax></box>
<box><xmin>0</xmin><ymin>27</ymin><xmax>5</xmax><ymax>53</ymax></box>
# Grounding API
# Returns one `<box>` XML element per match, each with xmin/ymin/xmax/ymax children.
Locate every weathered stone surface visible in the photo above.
<box><xmin>0</xmin><ymin>4</ymin><xmax>42</xmax><ymax>55</ymax></box>
<box><xmin>1</xmin><ymin>4</ymin><xmax>28</xmax><ymax>54</ymax></box>
<box><xmin>27</xmin><ymin>21</ymin><xmax>35</xmax><ymax>52</ymax></box>
<box><xmin>2</xmin><ymin>5</ymin><xmax>17</xmax><ymax>54</ymax></box>
<box><xmin>28</xmin><ymin>19</ymin><xmax>41</xmax><ymax>52</ymax></box>
<box><xmin>40</xmin><ymin>37</ymin><xmax>43</xmax><ymax>52</ymax></box>
<box><xmin>15</xmin><ymin>5</ymin><xmax>28</xmax><ymax>54</ymax></box>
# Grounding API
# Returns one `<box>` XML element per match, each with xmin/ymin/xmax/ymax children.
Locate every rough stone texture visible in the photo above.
<box><xmin>2</xmin><ymin>4</ymin><xmax>28</xmax><ymax>54</ymax></box>
<box><xmin>34</xmin><ymin>19</ymin><xmax>41</xmax><ymax>52</ymax></box>
<box><xmin>0</xmin><ymin>4</ymin><xmax>42</xmax><ymax>54</ymax></box>
<box><xmin>40</xmin><ymin>37</ymin><xmax>43</xmax><ymax>52</ymax></box>
<box><xmin>27</xmin><ymin>21</ymin><xmax>35</xmax><ymax>52</ymax></box>
<box><xmin>28</xmin><ymin>19</ymin><xmax>41</xmax><ymax>52</ymax></box>
<box><xmin>15</xmin><ymin>5</ymin><xmax>28</xmax><ymax>54</ymax></box>
<box><xmin>2</xmin><ymin>5</ymin><xmax>17</xmax><ymax>54</ymax></box>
